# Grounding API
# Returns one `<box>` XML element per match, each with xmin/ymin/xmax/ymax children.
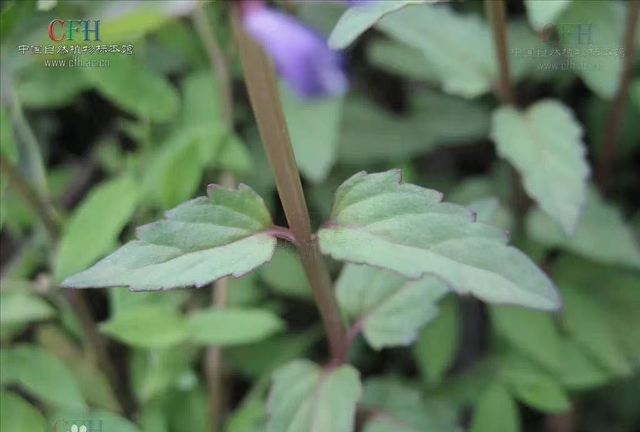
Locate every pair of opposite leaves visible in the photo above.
<box><xmin>61</xmin><ymin>170</ymin><xmax>560</xmax><ymax>313</ymax></box>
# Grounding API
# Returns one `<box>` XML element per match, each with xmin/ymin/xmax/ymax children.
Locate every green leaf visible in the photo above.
<box><xmin>336</xmin><ymin>264</ymin><xmax>449</xmax><ymax>349</ymax></box>
<box><xmin>413</xmin><ymin>297</ymin><xmax>460</xmax><ymax>385</ymax></box>
<box><xmin>55</xmin><ymin>176</ymin><xmax>140</xmax><ymax>281</ymax></box>
<box><xmin>559</xmin><ymin>339</ymin><xmax>611</xmax><ymax>390</ymax></box>
<box><xmin>267</xmin><ymin>360</ymin><xmax>362</xmax><ymax>432</ymax></box>
<box><xmin>377</xmin><ymin>5</ymin><xmax>494</xmax><ymax>98</ymax></box>
<box><xmin>524</xmin><ymin>0</ymin><xmax>572</xmax><ymax>30</ymax></box>
<box><xmin>491</xmin><ymin>100</ymin><xmax>589</xmax><ymax>235</ymax></box>
<box><xmin>0</xmin><ymin>391</ymin><xmax>48</xmax><ymax>432</ymax></box>
<box><xmin>557</xmin><ymin>1</ymin><xmax>624</xmax><ymax>99</ymax></box>
<box><xmin>260</xmin><ymin>246</ymin><xmax>311</xmax><ymax>300</ymax></box>
<box><xmin>187</xmin><ymin>308</ymin><xmax>285</xmax><ymax>346</ymax></box>
<box><xmin>490</xmin><ymin>306</ymin><xmax>562</xmax><ymax>372</ymax></box>
<box><xmin>100</xmin><ymin>304</ymin><xmax>188</xmax><ymax>349</ymax></box>
<box><xmin>17</xmin><ymin>66</ymin><xmax>91</xmax><ymax>108</ymax></box>
<box><xmin>280</xmin><ymin>84</ymin><xmax>343</xmax><ymax>183</ymax></box>
<box><xmin>319</xmin><ymin>170</ymin><xmax>561</xmax><ymax>311</ymax></box>
<box><xmin>560</xmin><ymin>285</ymin><xmax>632</xmax><ymax>376</ymax></box>
<box><xmin>361</xmin><ymin>378</ymin><xmax>462</xmax><ymax>432</ymax></box>
<box><xmin>84</xmin><ymin>55</ymin><xmax>180</xmax><ymax>122</ymax></box>
<box><xmin>0</xmin><ymin>291</ymin><xmax>55</xmax><ymax>331</ymax></box>
<box><xmin>60</xmin><ymin>184</ymin><xmax>277</xmax><ymax>291</ymax></box>
<box><xmin>527</xmin><ymin>188</ymin><xmax>640</xmax><ymax>270</ymax></box>
<box><xmin>367</xmin><ymin>40</ymin><xmax>438</xmax><ymax>81</ymax></box>
<box><xmin>501</xmin><ymin>353</ymin><xmax>571</xmax><ymax>413</ymax></box>
<box><xmin>1</xmin><ymin>344</ymin><xmax>86</xmax><ymax>410</ymax></box>
<box><xmin>328</xmin><ymin>1</ymin><xmax>426</xmax><ymax>49</ymax></box>
<box><xmin>338</xmin><ymin>92</ymin><xmax>489</xmax><ymax>163</ymax></box>
<box><xmin>470</xmin><ymin>383</ymin><xmax>519</xmax><ymax>432</ymax></box>
<box><xmin>166</xmin><ymin>386</ymin><xmax>208</xmax><ymax>432</ymax></box>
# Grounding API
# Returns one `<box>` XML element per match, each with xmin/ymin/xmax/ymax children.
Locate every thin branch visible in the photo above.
<box><xmin>485</xmin><ymin>0</ymin><xmax>515</xmax><ymax>105</ymax></box>
<box><xmin>231</xmin><ymin>12</ymin><xmax>348</xmax><ymax>364</ymax></box>
<box><xmin>597</xmin><ymin>0</ymin><xmax>640</xmax><ymax>186</ymax></box>
<box><xmin>192</xmin><ymin>8</ymin><xmax>236</xmax><ymax>432</ymax></box>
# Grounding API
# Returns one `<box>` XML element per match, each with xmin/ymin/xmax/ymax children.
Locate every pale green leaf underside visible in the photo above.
<box><xmin>492</xmin><ymin>100</ymin><xmax>589</xmax><ymax>235</ymax></box>
<box><xmin>328</xmin><ymin>1</ymin><xmax>428</xmax><ymax>49</ymax></box>
<box><xmin>526</xmin><ymin>188</ymin><xmax>640</xmax><ymax>270</ymax></box>
<box><xmin>61</xmin><ymin>184</ymin><xmax>276</xmax><ymax>291</ymax></box>
<box><xmin>336</xmin><ymin>264</ymin><xmax>449</xmax><ymax>349</ymax></box>
<box><xmin>267</xmin><ymin>360</ymin><xmax>362</xmax><ymax>432</ymax></box>
<box><xmin>319</xmin><ymin>170</ymin><xmax>561</xmax><ymax>311</ymax></box>
<box><xmin>377</xmin><ymin>5</ymin><xmax>495</xmax><ymax>98</ymax></box>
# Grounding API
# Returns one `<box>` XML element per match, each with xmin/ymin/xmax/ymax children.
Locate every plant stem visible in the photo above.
<box><xmin>231</xmin><ymin>13</ymin><xmax>348</xmax><ymax>364</ymax></box>
<box><xmin>192</xmin><ymin>8</ymin><xmax>236</xmax><ymax>432</ymax></box>
<box><xmin>485</xmin><ymin>0</ymin><xmax>526</xmax><ymax>239</ymax></box>
<box><xmin>485</xmin><ymin>0</ymin><xmax>514</xmax><ymax>106</ymax></box>
<box><xmin>596</xmin><ymin>0</ymin><xmax>640</xmax><ymax>186</ymax></box>
<box><xmin>0</xmin><ymin>154</ymin><xmax>128</xmax><ymax>413</ymax></box>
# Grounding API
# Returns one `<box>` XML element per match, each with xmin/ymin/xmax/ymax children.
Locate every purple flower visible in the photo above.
<box><xmin>243</xmin><ymin>7</ymin><xmax>348</xmax><ymax>98</ymax></box>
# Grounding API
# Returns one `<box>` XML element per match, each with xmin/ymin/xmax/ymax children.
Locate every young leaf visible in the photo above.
<box><xmin>377</xmin><ymin>5</ymin><xmax>495</xmax><ymax>98</ymax></box>
<box><xmin>1</xmin><ymin>344</ymin><xmax>87</xmax><ymax>410</ymax></box>
<box><xmin>55</xmin><ymin>176</ymin><xmax>140</xmax><ymax>281</ymax></box>
<box><xmin>527</xmin><ymin>188</ymin><xmax>640</xmax><ymax>270</ymax></box>
<box><xmin>319</xmin><ymin>170</ymin><xmax>561</xmax><ymax>311</ymax></box>
<box><xmin>187</xmin><ymin>308</ymin><xmax>285</xmax><ymax>346</ymax></box>
<box><xmin>60</xmin><ymin>184</ymin><xmax>277</xmax><ymax>291</ymax></box>
<box><xmin>360</xmin><ymin>378</ymin><xmax>462</xmax><ymax>432</ymax></box>
<box><xmin>0</xmin><ymin>391</ymin><xmax>48</xmax><ymax>432</ymax></box>
<box><xmin>491</xmin><ymin>100</ymin><xmax>589</xmax><ymax>235</ymax></box>
<box><xmin>267</xmin><ymin>360</ymin><xmax>362</xmax><ymax>432</ymax></box>
<box><xmin>100</xmin><ymin>304</ymin><xmax>189</xmax><ymax>349</ymax></box>
<box><xmin>336</xmin><ymin>264</ymin><xmax>449</xmax><ymax>349</ymax></box>
<box><xmin>280</xmin><ymin>84</ymin><xmax>343</xmax><ymax>183</ymax></box>
<box><xmin>490</xmin><ymin>306</ymin><xmax>562</xmax><ymax>372</ymax></box>
<box><xmin>328</xmin><ymin>1</ymin><xmax>427</xmax><ymax>49</ymax></box>
<box><xmin>470</xmin><ymin>382</ymin><xmax>519</xmax><ymax>432</ymax></box>
<box><xmin>413</xmin><ymin>297</ymin><xmax>460</xmax><ymax>385</ymax></box>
